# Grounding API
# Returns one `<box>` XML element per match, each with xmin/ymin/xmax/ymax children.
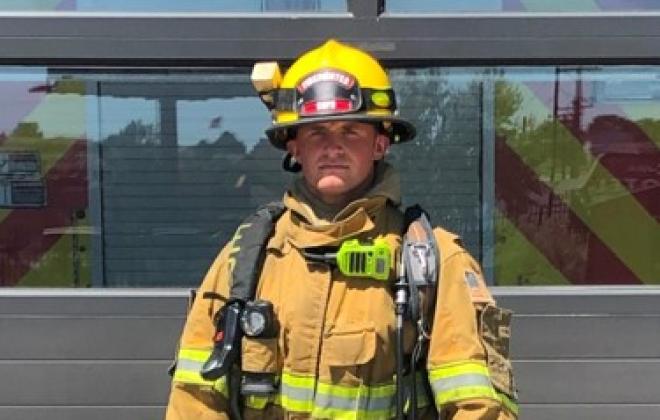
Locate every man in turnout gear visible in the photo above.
<box><xmin>165</xmin><ymin>39</ymin><xmax>518</xmax><ymax>420</ymax></box>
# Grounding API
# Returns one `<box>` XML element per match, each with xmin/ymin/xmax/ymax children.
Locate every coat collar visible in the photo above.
<box><xmin>269</xmin><ymin>162</ymin><xmax>401</xmax><ymax>249</ymax></box>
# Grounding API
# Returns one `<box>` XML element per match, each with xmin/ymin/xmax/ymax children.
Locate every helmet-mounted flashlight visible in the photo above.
<box><xmin>251</xmin><ymin>62</ymin><xmax>283</xmax><ymax>110</ymax></box>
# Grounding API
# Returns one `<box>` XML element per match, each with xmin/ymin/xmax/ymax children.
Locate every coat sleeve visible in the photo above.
<box><xmin>165</xmin><ymin>245</ymin><xmax>233</xmax><ymax>420</ymax></box>
<box><xmin>426</xmin><ymin>230</ymin><xmax>518</xmax><ymax>420</ymax></box>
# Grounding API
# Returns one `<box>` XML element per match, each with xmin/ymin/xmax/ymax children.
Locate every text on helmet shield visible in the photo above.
<box><xmin>297</xmin><ymin>70</ymin><xmax>355</xmax><ymax>93</ymax></box>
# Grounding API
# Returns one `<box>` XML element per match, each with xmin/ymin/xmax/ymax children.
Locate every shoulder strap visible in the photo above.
<box><xmin>400</xmin><ymin>205</ymin><xmax>441</xmax><ymax>416</ymax></box>
<box><xmin>229</xmin><ymin>201</ymin><xmax>286</xmax><ymax>301</ymax></box>
<box><xmin>401</xmin><ymin>204</ymin><xmax>440</xmax><ymax>338</ymax></box>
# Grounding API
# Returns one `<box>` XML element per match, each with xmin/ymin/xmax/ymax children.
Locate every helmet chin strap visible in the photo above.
<box><xmin>282</xmin><ymin>153</ymin><xmax>302</xmax><ymax>173</ymax></box>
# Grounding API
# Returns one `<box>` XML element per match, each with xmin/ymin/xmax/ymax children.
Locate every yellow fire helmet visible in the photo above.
<box><xmin>252</xmin><ymin>39</ymin><xmax>416</xmax><ymax>150</ymax></box>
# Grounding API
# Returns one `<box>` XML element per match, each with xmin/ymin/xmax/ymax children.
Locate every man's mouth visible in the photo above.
<box><xmin>319</xmin><ymin>163</ymin><xmax>349</xmax><ymax>170</ymax></box>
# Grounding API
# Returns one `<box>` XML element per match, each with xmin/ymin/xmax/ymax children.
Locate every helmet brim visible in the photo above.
<box><xmin>265</xmin><ymin>113</ymin><xmax>416</xmax><ymax>150</ymax></box>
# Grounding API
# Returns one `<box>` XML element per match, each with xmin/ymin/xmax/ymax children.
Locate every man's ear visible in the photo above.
<box><xmin>373</xmin><ymin>133</ymin><xmax>390</xmax><ymax>160</ymax></box>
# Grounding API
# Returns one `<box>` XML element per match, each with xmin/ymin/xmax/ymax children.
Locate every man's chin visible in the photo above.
<box><xmin>316</xmin><ymin>176</ymin><xmax>348</xmax><ymax>195</ymax></box>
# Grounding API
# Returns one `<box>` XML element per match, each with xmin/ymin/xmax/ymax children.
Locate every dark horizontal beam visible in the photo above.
<box><xmin>1</xmin><ymin>12</ymin><xmax>660</xmax><ymax>65</ymax></box>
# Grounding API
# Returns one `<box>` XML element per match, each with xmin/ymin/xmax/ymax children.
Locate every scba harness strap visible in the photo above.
<box><xmin>200</xmin><ymin>201</ymin><xmax>439</xmax><ymax>419</ymax></box>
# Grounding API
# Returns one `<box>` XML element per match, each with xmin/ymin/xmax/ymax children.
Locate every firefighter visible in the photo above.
<box><xmin>165</xmin><ymin>39</ymin><xmax>518</xmax><ymax>419</ymax></box>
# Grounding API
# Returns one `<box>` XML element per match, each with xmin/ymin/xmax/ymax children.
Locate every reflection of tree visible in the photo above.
<box><xmin>101</xmin><ymin>121</ymin><xmax>259</xmax><ymax>286</ymax></box>
<box><xmin>178</xmin><ymin>128</ymin><xmax>290</xmax><ymax>210</ymax></box>
<box><xmin>492</xmin><ymin>77</ymin><xmax>660</xmax><ymax>285</ymax></box>
<box><xmin>635</xmin><ymin>118</ymin><xmax>660</xmax><ymax>143</ymax></box>
<box><xmin>391</xmin><ymin>68</ymin><xmax>483</xmax><ymax>253</ymax></box>
<box><xmin>494</xmin><ymin>80</ymin><xmax>522</xmax><ymax>138</ymax></box>
<box><xmin>241</xmin><ymin>138</ymin><xmax>291</xmax><ymax>206</ymax></box>
<box><xmin>494</xmin><ymin>80</ymin><xmax>592</xmax><ymax>284</ymax></box>
<box><xmin>196</xmin><ymin>130</ymin><xmax>246</xmax><ymax>160</ymax></box>
<box><xmin>395</xmin><ymin>68</ymin><xmax>450</xmax><ymax>146</ymax></box>
<box><xmin>11</xmin><ymin>122</ymin><xmax>43</xmax><ymax>139</ymax></box>
<box><xmin>104</xmin><ymin>120</ymin><xmax>159</xmax><ymax>146</ymax></box>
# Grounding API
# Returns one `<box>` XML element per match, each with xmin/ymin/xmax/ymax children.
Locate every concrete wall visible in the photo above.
<box><xmin>1</xmin><ymin>287</ymin><xmax>659</xmax><ymax>419</ymax></box>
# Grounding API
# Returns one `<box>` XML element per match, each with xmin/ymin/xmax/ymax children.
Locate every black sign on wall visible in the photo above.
<box><xmin>0</xmin><ymin>152</ymin><xmax>46</xmax><ymax>207</ymax></box>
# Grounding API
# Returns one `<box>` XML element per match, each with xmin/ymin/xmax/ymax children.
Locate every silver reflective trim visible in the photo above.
<box><xmin>176</xmin><ymin>358</ymin><xmax>205</xmax><ymax>372</ymax></box>
<box><xmin>431</xmin><ymin>373</ymin><xmax>491</xmax><ymax>394</ymax></box>
<box><xmin>281</xmin><ymin>381</ymin><xmax>315</xmax><ymax>402</ymax></box>
<box><xmin>314</xmin><ymin>391</ymin><xmax>394</xmax><ymax>412</ymax></box>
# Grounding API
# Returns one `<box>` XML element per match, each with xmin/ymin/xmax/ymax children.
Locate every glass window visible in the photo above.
<box><xmin>0</xmin><ymin>0</ymin><xmax>346</xmax><ymax>12</ymax></box>
<box><xmin>95</xmin><ymin>73</ymin><xmax>290</xmax><ymax>287</ymax></box>
<box><xmin>387</xmin><ymin>0</ymin><xmax>660</xmax><ymax>13</ymax></box>
<box><xmin>487</xmin><ymin>67</ymin><xmax>659</xmax><ymax>286</ymax></box>
<box><xmin>0</xmin><ymin>66</ymin><xmax>657</xmax><ymax>287</ymax></box>
<box><xmin>391</xmin><ymin>66</ymin><xmax>659</xmax><ymax>286</ymax></box>
<box><xmin>0</xmin><ymin>68</ymin><xmax>287</xmax><ymax>287</ymax></box>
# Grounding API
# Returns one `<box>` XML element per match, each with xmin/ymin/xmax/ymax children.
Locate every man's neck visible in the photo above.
<box><xmin>294</xmin><ymin>173</ymin><xmax>374</xmax><ymax>222</ymax></box>
<box><xmin>311</xmin><ymin>173</ymin><xmax>375</xmax><ymax>209</ymax></box>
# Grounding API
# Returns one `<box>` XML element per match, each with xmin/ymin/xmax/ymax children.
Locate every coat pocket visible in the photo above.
<box><xmin>242</xmin><ymin>337</ymin><xmax>279</xmax><ymax>373</ymax></box>
<box><xmin>323</xmin><ymin>327</ymin><xmax>377</xmax><ymax>367</ymax></box>
<box><xmin>479</xmin><ymin>303</ymin><xmax>517</xmax><ymax>399</ymax></box>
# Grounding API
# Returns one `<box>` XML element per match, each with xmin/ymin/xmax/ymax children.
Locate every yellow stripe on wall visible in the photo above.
<box><xmin>620</xmin><ymin>103</ymin><xmax>660</xmax><ymax>149</ymax></box>
<box><xmin>494</xmin><ymin>209</ymin><xmax>571</xmax><ymax>286</ymax></box>
<box><xmin>17</xmin><ymin>232</ymin><xmax>91</xmax><ymax>287</ymax></box>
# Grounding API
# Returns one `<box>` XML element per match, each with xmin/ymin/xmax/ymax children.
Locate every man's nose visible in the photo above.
<box><xmin>322</xmin><ymin>133</ymin><xmax>345</xmax><ymax>154</ymax></box>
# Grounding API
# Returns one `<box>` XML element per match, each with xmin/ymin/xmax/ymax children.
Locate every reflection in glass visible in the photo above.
<box><xmin>0</xmin><ymin>69</ymin><xmax>288</xmax><ymax>287</ymax></box>
<box><xmin>0</xmin><ymin>69</ymin><xmax>90</xmax><ymax>287</ymax></box>
<box><xmin>391</xmin><ymin>66</ymin><xmax>659</xmax><ymax>286</ymax></box>
<box><xmin>94</xmin><ymin>74</ymin><xmax>286</xmax><ymax>287</ymax></box>
<box><xmin>492</xmin><ymin>67</ymin><xmax>660</xmax><ymax>285</ymax></box>
<box><xmin>388</xmin><ymin>0</ymin><xmax>660</xmax><ymax>13</ymax></box>
<box><xmin>0</xmin><ymin>0</ymin><xmax>346</xmax><ymax>12</ymax></box>
<box><xmin>390</xmin><ymin>68</ymin><xmax>483</xmax><ymax>257</ymax></box>
<box><xmin>0</xmin><ymin>66</ymin><xmax>657</xmax><ymax>287</ymax></box>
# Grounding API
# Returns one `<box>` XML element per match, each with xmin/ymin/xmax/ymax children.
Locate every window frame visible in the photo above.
<box><xmin>1</xmin><ymin>7</ymin><xmax>660</xmax><ymax>66</ymax></box>
<box><xmin>0</xmin><ymin>1</ymin><xmax>658</xmax><ymax>287</ymax></box>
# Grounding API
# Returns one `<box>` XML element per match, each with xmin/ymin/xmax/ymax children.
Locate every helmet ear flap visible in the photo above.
<box><xmin>372</xmin><ymin>121</ymin><xmax>392</xmax><ymax>137</ymax></box>
<box><xmin>282</xmin><ymin>153</ymin><xmax>302</xmax><ymax>173</ymax></box>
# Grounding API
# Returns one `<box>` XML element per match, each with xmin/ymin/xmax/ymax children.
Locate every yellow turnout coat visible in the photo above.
<box><xmin>166</xmin><ymin>164</ymin><xmax>518</xmax><ymax>420</ymax></box>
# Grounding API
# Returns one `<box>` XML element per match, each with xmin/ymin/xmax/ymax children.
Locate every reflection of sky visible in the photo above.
<box><xmin>0</xmin><ymin>69</ymin><xmax>47</xmax><ymax>136</ymax></box>
<box><xmin>385</xmin><ymin>0</ymin><xmax>660</xmax><ymax>12</ymax></box>
<box><xmin>0</xmin><ymin>69</ymin><xmax>88</xmax><ymax>139</ymax></box>
<box><xmin>74</xmin><ymin>0</ymin><xmax>345</xmax><ymax>12</ymax></box>
<box><xmin>388</xmin><ymin>0</ymin><xmax>503</xmax><ymax>12</ymax></box>
<box><xmin>0</xmin><ymin>0</ymin><xmax>346</xmax><ymax>12</ymax></box>
<box><xmin>97</xmin><ymin>97</ymin><xmax>159</xmax><ymax>142</ymax></box>
<box><xmin>0</xmin><ymin>0</ymin><xmax>61</xmax><ymax>10</ymax></box>
<box><xmin>0</xmin><ymin>68</ymin><xmax>271</xmax><ymax>147</ymax></box>
<box><xmin>93</xmin><ymin>95</ymin><xmax>269</xmax><ymax>150</ymax></box>
<box><xmin>77</xmin><ymin>0</ymin><xmax>261</xmax><ymax>12</ymax></box>
<box><xmin>177</xmin><ymin>98</ymin><xmax>270</xmax><ymax>150</ymax></box>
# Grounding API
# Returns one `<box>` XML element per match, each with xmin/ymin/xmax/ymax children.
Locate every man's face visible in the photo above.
<box><xmin>286</xmin><ymin>120</ymin><xmax>390</xmax><ymax>205</ymax></box>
